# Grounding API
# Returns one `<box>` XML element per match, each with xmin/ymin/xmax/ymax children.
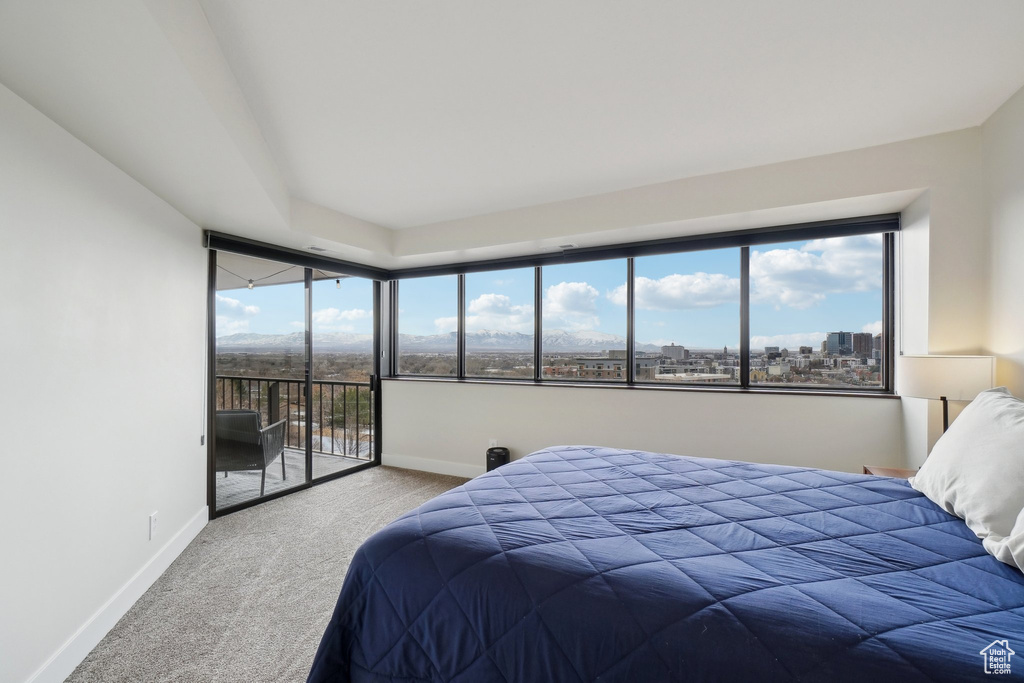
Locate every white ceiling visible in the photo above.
<box><xmin>1</xmin><ymin>0</ymin><xmax>1024</xmax><ymax>268</ymax></box>
<box><xmin>199</xmin><ymin>0</ymin><xmax>1024</xmax><ymax>228</ymax></box>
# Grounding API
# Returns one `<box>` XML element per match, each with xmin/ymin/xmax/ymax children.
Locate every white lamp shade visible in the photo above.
<box><xmin>896</xmin><ymin>355</ymin><xmax>995</xmax><ymax>400</ymax></box>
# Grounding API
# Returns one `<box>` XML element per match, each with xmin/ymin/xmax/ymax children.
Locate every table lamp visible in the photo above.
<box><xmin>896</xmin><ymin>355</ymin><xmax>996</xmax><ymax>431</ymax></box>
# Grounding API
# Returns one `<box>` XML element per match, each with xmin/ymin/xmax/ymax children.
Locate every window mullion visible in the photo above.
<box><xmin>626</xmin><ymin>258</ymin><xmax>635</xmax><ymax>385</ymax></box>
<box><xmin>534</xmin><ymin>267</ymin><xmax>542</xmax><ymax>382</ymax></box>
<box><xmin>457</xmin><ymin>273</ymin><xmax>466</xmax><ymax>379</ymax></box>
<box><xmin>740</xmin><ymin>246</ymin><xmax>750</xmax><ymax>389</ymax></box>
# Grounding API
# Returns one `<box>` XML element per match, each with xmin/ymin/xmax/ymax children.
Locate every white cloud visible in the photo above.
<box><xmin>750</xmin><ymin>332</ymin><xmax>826</xmax><ymax>350</ymax></box>
<box><xmin>608</xmin><ymin>272</ymin><xmax>739</xmax><ymax>310</ymax></box>
<box><xmin>432</xmin><ymin>317</ymin><xmax>458</xmax><ymax>333</ymax></box>
<box><xmin>311</xmin><ymin>307</ymin><xmax>372</xmax><ymax>333</ymax></box>
<box><xmin>216</xmin><ymin>294</ymin><xmax>259</xmax><ymax>316</ymax></box>
<box><xmin>750</xmin><ymin>234</ymin><xmax>882</xmax><ymax>309</ymax></box>
<box><xmin>215</xmin><ymin>294</ymin><xmax>259</xmax><ymax>335</ymax></box>
<box><xmin>862</xmin><ymin>320</ymin><xmax>883</xmax><ymax>335</ymax></box>
<box><xmin>434</xmin><ymin>293</ymin><xmax>535</xmax><ymax>333</ymax></box>
<box><xmin>542</xmin><ymin>281</ymin><xmax>600</xmax><ymax>330</ymax></box>
<box><xmin>312</xmin><ymin>308</ymin><xmax>371</xmax><ymax>325</ymax></box>
<box><xmin>216</xmin><ymin>315</ymin><xmax>250</xmax><ymax>335</ymax></box>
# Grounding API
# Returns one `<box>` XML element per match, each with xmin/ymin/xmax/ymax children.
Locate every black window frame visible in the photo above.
<box><xmin>459</xmin><ymin>266</ymin><xmax>539</xmax><ymax>381</ymax></box>
<box><xmin>393</xmin><ymin>274</ymin><xmax>461</xmax><ymax>378</ymax></box>
<box><xmin>203</xmin><ymin>233</ymin><xmax>388</xmax><ymax>519</ymax></box>
<box><xmin>387</xmin><ymin>214</ymin><xmax>898</xmax><ymax>395</ymax></box>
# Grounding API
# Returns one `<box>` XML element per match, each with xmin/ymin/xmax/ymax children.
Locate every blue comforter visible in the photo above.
<box><xmin>308</xmin><ymin>446</ymin><xmax>1024</xmax><ymax>682</ymax></box>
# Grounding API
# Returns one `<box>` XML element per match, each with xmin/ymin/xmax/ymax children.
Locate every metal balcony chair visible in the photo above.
<box><xmin>214</xmin><ymin>410</ymin><xmax>288</xmax><ymax>496</ymax></box>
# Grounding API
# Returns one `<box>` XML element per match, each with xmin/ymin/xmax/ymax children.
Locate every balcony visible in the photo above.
<box><xmin>214</xmin><ymin>375</ymin><xmax>375</xmax><ymax>509</ymax></box>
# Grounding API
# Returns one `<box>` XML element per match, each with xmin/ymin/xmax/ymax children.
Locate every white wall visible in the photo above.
<box><xmin>0</xmin><ymin>84</ymin><xmax>208</xmax><ymax>683</ymax></box>
<box><xmin>898</xmin><ymin>192</ymin><xmax>934</xmax><ymax>467</ymax></box>
<box><xmin>385</xmin><ymin>128</ymin><xmax>993</xmax><ymax>473</ymax></box>
<box><xmin>983</xmin><ymin>85</ymin><xmax>1024</xmax><ymax>397</ymax></box>
<box><xmin>383</xmin><ymin>381</ymin><xmax>902</xmax><ymax>477</ymax></box>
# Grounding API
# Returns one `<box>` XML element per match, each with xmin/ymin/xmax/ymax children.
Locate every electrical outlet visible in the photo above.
<box><xmin>149</xmin><ymin>511</ymin><xmax>158</xmax><ymax>540</ymax></box>
<box><xmin>488</xmin><ymin>438</ymin><xmax>498</xmax><ymax>448</ymax></box>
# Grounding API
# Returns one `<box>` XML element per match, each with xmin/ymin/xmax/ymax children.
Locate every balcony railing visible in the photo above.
<box><xmin>214</xmin><ymin>375</ymin><xmax>374</xmax><ymax>460</ymax></box>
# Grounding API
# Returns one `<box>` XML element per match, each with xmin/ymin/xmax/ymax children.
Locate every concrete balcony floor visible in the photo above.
<box><xmin>215</xmin><ymin>447</ymin><xmax>370</xmax><ymax>509</ymax></box>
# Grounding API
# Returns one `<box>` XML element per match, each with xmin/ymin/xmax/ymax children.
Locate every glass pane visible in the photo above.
<box><xmin>214</xmin><ymin>253</ymin><xmax>308</xmax><ymax>510</ymax></box>
<box><xmin>541</xmin><ymin>260</ymin><xmax>627</xmax><ymax>381</ymax></box>
<box><xmin>633</xmin><ymin>248</ymin><xmax>740</xmax><ymax>384</ymax></box>
<box><xmin>311</xmin><ymin>273</ymin><xmax>376</xmax><ymax>478</ymax></box>
<box><xmin>749</xmin><ymin>234</ymin><xmax>885</xmax><ymax>388</ymax></box>
<box><xmin>465</xmin><ymin>268</ymin><xmax>535</xmax><ymax>378</ymax></box>
<box><xmin>397</xmin><ymin>274</ymin><xmax>457</xmax><ymax>375</ymax></box>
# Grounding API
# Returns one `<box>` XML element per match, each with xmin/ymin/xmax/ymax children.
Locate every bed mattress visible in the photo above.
<box><xmin>309</xmin><ymin>445</ymin><xmax>1024</xmax><ymax>682</ymax></box>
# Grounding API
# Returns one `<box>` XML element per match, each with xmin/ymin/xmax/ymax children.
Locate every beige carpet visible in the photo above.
<box><xmin>67</xmin><ymin>466</ymin><xmax>467</xmax><ymax>683</ymax></box>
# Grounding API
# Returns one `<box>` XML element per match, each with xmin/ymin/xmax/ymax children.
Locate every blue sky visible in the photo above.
<box><xmin>216</xmin><ymin>275</ymin><xmax>374</xmax><ymax>337</ymax></box>
<box><xmin>218</xmin><ymin>235</ymin><xmax>884</xmax><ymax>350</ymax></box>
<box><xmin>398</xmin><ymin>274</ymin><xmax>458</xmax><ymax>336</ymax></box>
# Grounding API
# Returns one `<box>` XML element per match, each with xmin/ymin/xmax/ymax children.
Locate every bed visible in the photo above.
<box><xmin>308</xmin><ymin>445</ymin><xmax>1024</xmax><ymax>682</ymax></box>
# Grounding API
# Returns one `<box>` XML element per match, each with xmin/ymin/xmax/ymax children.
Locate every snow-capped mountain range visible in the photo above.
<box><xmin>217</xmin><ymin>329</ymin><xmax>662</xmax><ymax>353</ymax></box>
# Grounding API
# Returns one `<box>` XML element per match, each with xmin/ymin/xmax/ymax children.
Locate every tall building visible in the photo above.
<box><xmin>873</xmin><ymin>334</ymin><xmax>883</xmax><ymax>351</ymax></box>
<box><xmin>825</xmin><ymin>331</ymin><xmax>853</xmax><ymax>355</ymax></box>
<box><xmin>661</xmin><ymin>343</ymin><xmax>687</xmax><ymax>360</ymax></box>
<box><xmin>852</xmin><ymin>333</ymin><xmax>873</xmax><ymax>356</ymax></box>
<box><xmin>799</xmin><ymin>346</ymin><xmax>813</xmax><ymax>355</ymax></box>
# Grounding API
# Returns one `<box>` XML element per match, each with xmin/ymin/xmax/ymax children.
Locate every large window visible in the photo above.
<box><xmin>541</xmin><ymin>260</ymin><xmax>627</xmax><ymax>382</ymax></box>
<box><xmin>749</xmin><ymin>234</ymin><xmax>885</xmax><ymax>388</ymax></box>
<box><xmin>396</xmin><ymin>274</ymin><xmax>458</xmax><ymax>376</ymax></box>
<box><xmin>633</xmin><ymin>249</ymin><xmax>741</xmax><ymax>385</ymax></box>
<box><xmin>389</xmin><ymin>218</ymin><xmax>894</xmax><ymax>393</ymax></box>
<box><xmin>465</xmin><ymin>268</ymin><xmax>535</xmax><ymax>378</ymax></box>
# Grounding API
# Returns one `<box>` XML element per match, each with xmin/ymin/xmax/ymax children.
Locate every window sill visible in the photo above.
<box><xmin>382</xmin><ymin>375</ymin><xmax>897</xmax><ymax>398</ymax></box>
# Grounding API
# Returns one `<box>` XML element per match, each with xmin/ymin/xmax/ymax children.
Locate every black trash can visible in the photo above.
<box><xmin>486</xmin><ymin>447</ymin><xmax>510</xmax><ymax>472</ymax></box>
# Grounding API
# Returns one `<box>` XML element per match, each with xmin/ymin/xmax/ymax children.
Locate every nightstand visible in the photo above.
<box><xmin>863</xmin><ymin>465</ymin><xmax>917</xmax><ymax>479</ymax></box>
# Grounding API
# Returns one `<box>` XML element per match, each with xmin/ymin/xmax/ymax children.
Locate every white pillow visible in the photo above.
<box><xmin>984</xmin><ymin>506</ymin><xmax>1024</xmax><ymax>569</ymax></box>
<box><xmin>909</xmin><ymin>387</ymin><xmax>1024</xmax><ymax>567</ymax></box>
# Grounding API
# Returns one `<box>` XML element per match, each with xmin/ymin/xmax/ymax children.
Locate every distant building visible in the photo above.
<box><xmin>873</xmin><ymin>333</ymin><xmax>882</xmax><ymax>351</ymax></box>
<box><xmin>825</xmin><ymin>331</ymin><xmax>853</xmax><ymax>355</ymax></box>
<box><xmin>542</xmin><ymin>365</ymin><xmax>577</xmax><ymax>378</ymax></box>
<box><xmin>661</xmin><ymin>343</ymin><xmax>688</xmax><ymax>360</ymax></box>
<box><xmin>634</xmin><ymin>356</ymin><xmax>659</xmax><ymax>381</ymax></box>
<box><xmin>799</xmin><ymin>346</ymin><xmax>813</xmax><ymax>355</ymax></box>
<box><xmin>765</xmin><ymin>346</ymin><xmax>780</xmax><ymax>355</ymax></box>
<box><xmin>576</xmin><ymin>356</ymin><xmax>624</xmax><ymax>379</ymax></box>
<box><xmin>655</xmin><ymin>370</ymin><xmax>732</xmax><ymax>383</ymax></box>
<box><xmin>852</xmin><ymin>333</ymin><xmax>873</xmax><ymax>357</ymax></box>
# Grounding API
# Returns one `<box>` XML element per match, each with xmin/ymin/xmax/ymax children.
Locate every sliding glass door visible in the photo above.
<box><xmin>310</xmin><ymin>271</ymin><xmax>377</xmax><ymax>479</ymax></box>
<box><xmin>210</xmin><ymin>252</ymin><xmax>379</xmax><ymax>514</ymax></box>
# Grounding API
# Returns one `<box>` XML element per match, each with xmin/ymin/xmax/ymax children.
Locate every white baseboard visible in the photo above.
<box><xmin>26</xmin><ymin>505</ymin><xmax>208</xmax><ymax>683</ymax></box>
<box><xmin>383</xmin><ymin>452</ymin><xmax>486</xmax><ymax>479</ymax></box>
